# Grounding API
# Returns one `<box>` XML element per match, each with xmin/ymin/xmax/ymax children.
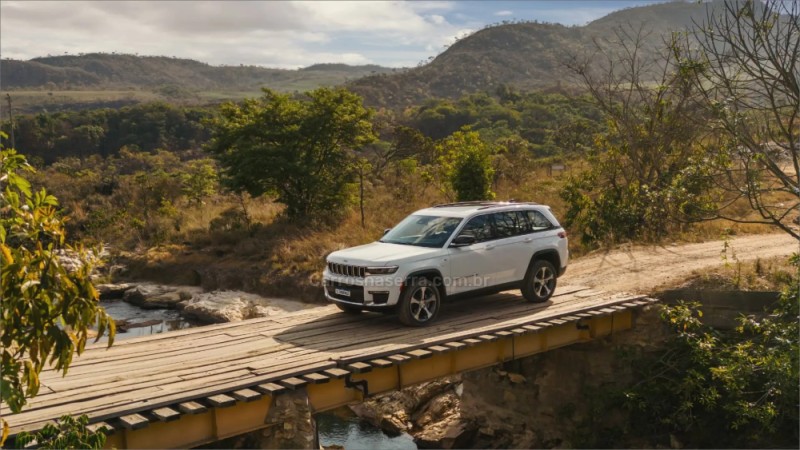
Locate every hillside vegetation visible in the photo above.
<box><xmin>1</xmin><ymin>54</ymin><xmax>396</xmax><ymax>113</ymax></box>
<box><xmin>4</xmin><ymin>0</ymin><xmax>727</xmax><ymax>113</ymax></box>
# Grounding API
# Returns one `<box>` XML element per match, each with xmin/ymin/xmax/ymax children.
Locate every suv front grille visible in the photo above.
<box><xmin>327</xmin><ymin>262</ymin><xmax>366</xmax><ymax>278</ymax></box>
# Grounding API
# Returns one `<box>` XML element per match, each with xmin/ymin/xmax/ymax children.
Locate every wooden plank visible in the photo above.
<box><xmin>478</xmin><ymin>334</ymin><xmax>498</xmax><ymax>342</ymax></box>
<box><xmin>347</xmin><ymin>362</ymin><xmax>372</xmax><ymax>373</ymax></box>
<box><xmin>86</xmin><ymin>422</ymin><xmax>114</xmax><ymax>435</ymax></box>
<box><xmin>207</xmin><ymin>394</ymin><xmax>236</xmax><ymax>408</ymax></box>
<box><xmin>522</xmin><ymin>325</ymin><xmax>542</xmax><ymax>333</ymax></box>
<box><xmin>178</xmin><ymin>401</ymin><xmax>207</xmax><ymax>415</ymax></box>
<box><xmin>279</xmin><ymin>377</ymin><xmax>308</xmax><ymax>390</ymax></box>
<box><xmin>232</xmin><ymin>389</ymin><xmax>263</xmax><ymax>402</ymax></box>
<box><xmin>463</xmin><ymin>338</ymin><xmax>482</xmax><ymax>346</ymax></box>
<box><xmin>510</xmin><ymin>328</ymin><xmax>527</xmax><ymax>335</ymax></box>
<box><xmin>369</xmin><ymin>359</ymin><xmax>394</xmax><ymax>368</ymax></box>
<box><xmin>303</xmin><ymin>373</ymin><xmax>331</xmax><ymax>384</ymax></box>
<box><xmin>118</xmin><ymin>413</ymin><xmax>149</xmax><ymax>430</ymax></box>
<box><xmin>151</xmin><ymin>407</ymin><xmax>180</xmax><ymax>422</ymax></box>
<box><xmin>427</xmin><ymin>345</ymin><xmax>451</xmax><ymax>353</ymax></box>
<box><xmin>255</xmin><ymin>382</ymin><xmax>286</xmax><ymax>395</ymax></box>
<box><xmin>322</xmin><ymin>368</ymin><xmax>350</xmax><ymax>379</ymax></box>
<box><xmin>388</xmin><ymin>354</ymin><xmax>410</xmax><ymax>364</ymax></box>
<box><xmin>406</xmin><ymin>349</ymin><xmax>432</xmax><ymax>359</ymax></box>
<box><xmin>445</xmin><ymin>341</ymin><xmax>466</xmax><ymax>350</ymax></box>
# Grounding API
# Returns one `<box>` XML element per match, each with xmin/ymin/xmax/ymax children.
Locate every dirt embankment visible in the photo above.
<box><xmin>563</xmin><ymin>233</ymin><xmax>799</xmax><ymax>294</ymax></box>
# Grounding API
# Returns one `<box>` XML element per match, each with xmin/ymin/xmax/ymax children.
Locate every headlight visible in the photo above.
<box><xmin>365</xmin><ymin>266</ymin><xmax>398</xmax><ymax>275</ymax></box>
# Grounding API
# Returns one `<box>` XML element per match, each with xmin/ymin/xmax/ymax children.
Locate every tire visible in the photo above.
<box><xmin>336</xmin><ymin>303</ymin><xmax>363</xmax><ymax>314</ymax></box>
<box><xmin>522</xmin><ymin>260</ymin><xmax>557</xmax><ymax>303</ymax></box>
<box><xmin>398</xmin><ymin>278</ymin><xmax>441</xmax><ymax>326</ymax></box>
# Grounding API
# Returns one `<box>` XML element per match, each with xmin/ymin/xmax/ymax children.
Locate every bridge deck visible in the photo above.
<box><xmin>4</xmin><ymin>286</ymin><xmax>652</xmax><ymax>436</ymax></box>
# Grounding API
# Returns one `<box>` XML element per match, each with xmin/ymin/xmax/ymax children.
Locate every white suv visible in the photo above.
<box><xmin>323</xmin><ymin>201</ymin><xmax>569</xmax><ymax>326</ymax></box>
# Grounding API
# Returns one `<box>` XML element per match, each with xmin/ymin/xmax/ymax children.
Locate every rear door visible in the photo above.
<box><xmin>490</xmin><ymin>211</ymin><xmax>534</xmax><ymax>284</ymax></box>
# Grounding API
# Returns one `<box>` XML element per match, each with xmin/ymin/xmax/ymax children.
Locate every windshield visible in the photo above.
<box><xmin>380</xmin><ymin>215</ymin><xmax>463</xmax><ymax>248</ymax></box>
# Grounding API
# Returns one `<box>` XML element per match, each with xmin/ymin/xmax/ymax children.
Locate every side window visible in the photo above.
<box><xmin>459</xmin><ymin>214</ymin><xmax>495</xmax><ymax>242</ymax></box>
<box><xmin>526</xmin><ymin>210</ymin><xmax>553</xmax><ymax>231</ymax></box>
<box><xmin>493</xmin><ymin>212</ymin><xmax>523</xmax><ymax>238</ymax></box>
<box><xmin>515</xmin><ymin>211</ymin><xmax>532</xmax><ymax>234</ymax></box>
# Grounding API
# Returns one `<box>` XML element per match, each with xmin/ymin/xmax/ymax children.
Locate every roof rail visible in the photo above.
<box><xmin>432</xmin><ymin>200</ymin><xmax>539</xmax><ymax>209</ymax></box>
<box><xmin>432</xmin><ymin>201</ymin><xmax>498</xmax><ymax>208</ymax></box>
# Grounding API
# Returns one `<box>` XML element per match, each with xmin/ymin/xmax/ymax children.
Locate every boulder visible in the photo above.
<box><xmin>123</xmin><ymin>284</ymin><xmax>201</xmax><ymax>309</ymax></box>
<box><xmin>179</xmin><ymin>291</ymin><xmax>310</xmax><ymax>324</ymax></box>
<box><xmin>97</xmin><ymin>283</ymin><xmax>133</xmax><ymax>300</ymax></box>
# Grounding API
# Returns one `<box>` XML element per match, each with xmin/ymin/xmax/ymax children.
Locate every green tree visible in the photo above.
<box><xmin>208</xmin><ymin>88</ymin><xmax>376</xmax><ymax>221</ymax></box>
<box><xmin>623</xmin><ymin>264</ymin><xmax>799</xmax><ymax>448</ymax></box>
<box><xmin>436</xmin><ymin>130</ymin><xmax>495</xmax><ymax>201</ymax></box>
<box><xmin>0</xmin><ymin>138</ymin><xmax>115</xmax><ymax>444</ymax></box>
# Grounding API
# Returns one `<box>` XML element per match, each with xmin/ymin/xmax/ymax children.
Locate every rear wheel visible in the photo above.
<box><xmin>336</xmin><ymin>303</ymin><xmax>363</xmax><ymax>314</ymax></box>
<box><xmin>522</xmin><ymin>260</ymin><xmax>557</xmax><ymax>303</ymax></box>
<box><xmin>398</xmin><ymin>278</ymin><xmax>441</xmax><ymax>326</ymax></box>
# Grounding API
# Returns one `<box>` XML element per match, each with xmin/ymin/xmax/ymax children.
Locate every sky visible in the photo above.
<box><xmin>0</xmin><ymin>1</ymin><xmax>667</xmax><ymax>69</ymax></box>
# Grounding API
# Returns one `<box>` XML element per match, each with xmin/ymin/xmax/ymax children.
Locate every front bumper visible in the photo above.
<box><xmin>322</xmin><ymin>269</ymin><xmax>403</xmax><ymax>308</ymax></box>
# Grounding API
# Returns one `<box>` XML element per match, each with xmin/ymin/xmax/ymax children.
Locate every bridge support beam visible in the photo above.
<box><xmin>306</xmin><ymin>308</ymin><xmax>635</xmax><ymax>412</ymax></box>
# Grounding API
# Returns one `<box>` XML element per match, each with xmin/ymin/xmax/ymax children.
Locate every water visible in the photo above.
<box><xmin>317</xmin><ymin>408</ymin><xmax>417</xmax><ymax>450</ymax></box>
<box><xmin>98</xmin><ymin>299</ymin><xmax>195</xmax><ymax>341</ymax></box>
<box><xmin>101</xmin><ymin>298</ymin><xmax>414</xmax><ymax>449</ymax></box>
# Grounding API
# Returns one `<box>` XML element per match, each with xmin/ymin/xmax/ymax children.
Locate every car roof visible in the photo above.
<box><xmin>413</xmin><ymin>201</ymin><xmax>546</xmax><ymax>218</ymax></box>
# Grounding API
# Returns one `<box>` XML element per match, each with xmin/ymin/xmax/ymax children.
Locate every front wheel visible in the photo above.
<box><xmin>398</xmin><ymin>278</ymin><xmax>441</xmax><ymax>326</ymax></box>
<box><xmin>522</xmin><ymin>260</ymin><xmax>557</xmax><ymax>303</ymax></box>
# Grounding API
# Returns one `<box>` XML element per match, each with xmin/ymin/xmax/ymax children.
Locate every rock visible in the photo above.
<box><xmin>507</xmin><ymin>372</ymin><xmax>527</xmax><ymax>384</ymax></box>
<box><xmin>179</xmin><ymin>290</ymin><xmax>310</xmax><ymax>324</ymax></box>
<box><xmin>123</xmin><ymin>284</ymin><xmax>202</xmax><ymax>310</ymax></box>
<box><xmin>97</xmin><ymin>283</ymin><xmax>133</xmax><ymax>300</ymax></box>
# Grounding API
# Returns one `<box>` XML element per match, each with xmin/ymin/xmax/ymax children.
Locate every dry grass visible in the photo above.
<box><xmin>677</xmin><ymin>255</ymin><xmax>797</xmax><ymax>292</ymax></box>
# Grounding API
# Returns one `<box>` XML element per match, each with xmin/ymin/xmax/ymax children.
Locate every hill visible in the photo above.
<box><xmin>1</xmin><ymin>53</ymin><xmax>395</xmax><ymax>91</ymax></box>
<box><xmin>350</xmin><ymin>1</ymin><xmax>716</xmax><ymax>107</ymax></box>
<box><xmin>2</xmin><ymin>1</ymin><xmax>728</xmax><ymax>112</ymax></box>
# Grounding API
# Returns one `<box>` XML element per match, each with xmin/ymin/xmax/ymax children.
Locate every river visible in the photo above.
<box><xmin>100</xmin><ymin>298</ymin><xmax>417</xmax><ymax>449</ymax></box>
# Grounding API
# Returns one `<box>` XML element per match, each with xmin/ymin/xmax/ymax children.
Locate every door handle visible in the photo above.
<box><xmin>524</xmin><ymin>238</ymin><xmax>533</xmax><ymax>243</ymax></box>
<box><xmin>485</xmin><ymin>245</ymin><xmax>495</xmax><ymax>250</ymax></box>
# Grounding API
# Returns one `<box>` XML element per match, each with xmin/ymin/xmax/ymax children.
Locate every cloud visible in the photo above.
<box><xmin>0</xmin><ymin>1</ymin><xmax>667</xmax><ymax>68</ymax></box>
<box><xmin>0</xmin><ymin>0</ymin><xmax>471</xmax><ymax>68</ymax></box>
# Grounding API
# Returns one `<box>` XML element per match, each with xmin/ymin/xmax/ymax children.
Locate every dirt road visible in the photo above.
<box><xmin>562</xmin><ymin>233</ymin><xmax>799</xmax><ymax>294</ymax></box>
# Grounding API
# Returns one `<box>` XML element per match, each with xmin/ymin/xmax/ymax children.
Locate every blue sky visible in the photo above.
<box><xmin>1</xmin><ymin>1</ymin><xmax>667</xmax><ymax>68</ymax></box>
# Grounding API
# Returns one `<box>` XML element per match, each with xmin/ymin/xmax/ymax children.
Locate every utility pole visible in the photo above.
<box><xmin>5</xmin><ymin>94</ymin><xmax>15</xmax><ymax>149</ymax></box>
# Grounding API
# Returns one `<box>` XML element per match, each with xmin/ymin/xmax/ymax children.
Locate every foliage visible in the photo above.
<box><xmin>560</xmin><ymin>26</ymin><xmax>716</xmax><ymax>245</ymax></box>
<box><xmin>14</xmin><ymin>415</ymin><xmax>106</xmax><ymax>450</ymax></box>
<box><xmin>207</xmin><ymin>87</ymin><xmax>376</xmax><ymax>222</ymax></box>
<box><xmin>434</xmin><ymin>130</ymin><xmax>496</xmax><ymax>201</ymax></box>
<box><xmin>622</xmin><ymin>265</ymin><xmax>799</xmax><ymax>448</ymax></box>
<box><xmin>4</xmin><ymin>102</ymin><xmax>213</xmax><ymax>163</ymax></box>
<box><xmin>0</xmin><ymin>139</ymin><xmax>115</xmax><ymax>443</ymax></box>
<box><xmin>674</xmin><ymin>0</ymin><xmax>800</xmax><ymax>240</ymax></box>
<box><xmin>31</xmin><ymin>149</ymin><xmax>219</xmax><ymax>248</ymax></box>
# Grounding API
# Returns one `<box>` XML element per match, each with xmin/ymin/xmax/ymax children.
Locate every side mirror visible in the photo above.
<box><xmin>450</xmin><ymin>234</ymin><xmax>477</xmax><ymax>247</ymax></box>
<box><xmin>383</xmin><ymin>228</ymin><xmax>391</xmax><ymax>236</ymax></box>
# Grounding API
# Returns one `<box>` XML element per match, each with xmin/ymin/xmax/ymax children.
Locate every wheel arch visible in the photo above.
<box><xmin>529</xmin><ymin>249</ymin><xmax>561</xmax><ymax>277</ymax></box>
<box><xmin>405</xmin><ymin>269</ymin><xmax>446</xmax><ymax>298</ymax></box>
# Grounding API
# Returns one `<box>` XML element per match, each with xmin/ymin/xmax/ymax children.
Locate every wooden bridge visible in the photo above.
<box><xmin>3</xmin><ymin>286</ymin><xmax>657</xmax><ymax>449</ymax></box>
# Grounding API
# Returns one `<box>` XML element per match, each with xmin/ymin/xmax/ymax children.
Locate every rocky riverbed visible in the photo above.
<box><xmin>98</xmin><ymin>282</ymin><xmax>314</xmax><ymax>327</ymax></box>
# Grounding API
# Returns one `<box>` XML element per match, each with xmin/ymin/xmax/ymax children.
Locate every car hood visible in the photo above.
<box><xmin>327</xmin><ymin>242</ymin><xmax>442</xmax><ymax>265</ymax></box>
